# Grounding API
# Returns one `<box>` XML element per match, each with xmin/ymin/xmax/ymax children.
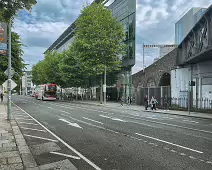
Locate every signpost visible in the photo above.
<box><xmin>2</xmin><ymin>79</ymin><xmax>17</xmax><ymax>91</ymax></box>
<box><xmin>4</xmin><ymin>67</ymin><xmax>15</xmax><ymax>78</ymax></box>
<box><xmin>0</xmin><ymin>22</ymin><xmax>7</xmax><ymax>56</ymax></box>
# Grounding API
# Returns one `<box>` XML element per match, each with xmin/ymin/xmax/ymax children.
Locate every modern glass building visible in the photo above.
<box><xmin>106</xmin><ymin>0</ymin><xmax>136</xmax><ymax>99</ymax></box>
<box><xmin>44</xmin><ymin>0</ymin><xmax>136</xmax><ymax>100</ymax></box>
<box><xmin>175</xmin><ymin>7</ymin><xmax>206</xmax><ymax>45</ymax></box>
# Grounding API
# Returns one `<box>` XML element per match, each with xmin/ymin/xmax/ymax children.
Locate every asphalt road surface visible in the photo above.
<box><xmin>11</xmin><ymin>95</ymin><xmax>212</xmax><ymax>170</ymax></box>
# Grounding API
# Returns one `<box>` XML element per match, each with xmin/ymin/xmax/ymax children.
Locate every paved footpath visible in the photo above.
<box><xmin>67</xmin><ymin>100</ymin><xmax>212</xmax><ymax>119</ymax></box>
<box><xmin>0</xmin><ymin>102</ymin><xmax>38</xmax><ymax>170</ymax></box>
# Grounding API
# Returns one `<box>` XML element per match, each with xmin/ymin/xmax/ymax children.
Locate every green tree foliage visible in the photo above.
<box><xmin>73</xmin><ymin>2</ymin><xmax>125</xmax><ymax>75</ymax></box>
<box><xmin>0</xmin><ymin>0</ymin><xmax>37</xmax><ymax>21</ymax></box>
<box><xmin>32</xmin><ymin>51</ymin><xmax>66</xmax><ymax>87</ymax></box>
<box><xmin>0</xmin><ymin>32</ymin><xmax>25</xmax><ymax>85</ymax></box>
<box><xmin>31</xmin><ymin>61</ymin><xmax>46</xmax><ymax>85</ymax></box>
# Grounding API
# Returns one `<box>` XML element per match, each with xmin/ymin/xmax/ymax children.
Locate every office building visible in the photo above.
<box><xmin>175</xmin><ymin>7</ymin><xmax>206</xmax><ymax>45</ymax></box>
<box><xmin>21</xmin><ymin>71</ymin><xmax>33</xmax><ymax>95</ymax></box>
<box><xmin>44</xmin><ymin>0</ymin><xmax>136</xmax><ymax>100</ymax></box>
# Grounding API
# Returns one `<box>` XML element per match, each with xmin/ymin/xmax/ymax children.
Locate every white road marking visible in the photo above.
<box><xmin>50</xmin><ymin>151</ymin><xmax>80</xmax><ymax>160</ymax></box>
<box><xmin>183</xmin><ymin>120</ymin><xmax>199</xmax><ymax>124</ymax></box>
<box><xmin>133</xmin><ymin>117</ymin><xmax>212</xmax><ymax>134</ymax></box>
<box><xmin>18</xmin><ymin>122</ymin><xmax>40</xmax><ymax>126</ymax></box>
<box><xmin>146</xmin><ymin>117</ymin><xmax>159</xmax><ymax>120</ymax></box>
<box><xmin>135</xmin><ymin>133</ymin><xmax>203</xmax><ymax>154</ymax></box>
<box><xmin>13</xmin><ymin>103</ymin><xmax>101</xmax><ymax>170</ymax></box>
<box><xmin>82</xmin><ymin>117</ymin><xmax>104</xmax><ymax>124</ymax></box>
<box><xmin>15</xmin><ymin>118</ymin><xmax>33</xmax><ymax>121</ymax></box>
<box><xmin>180</xmin><ymin>153</ymin><xmax>186</xmax><ymax>156</ymax></box>
<box><xmin>59</xmin><ymin>118</ymin><xmax>83</xmax><ymax>129</ymax></box>
<box><xmin>206</xmin><ymin>161</ymin><xmax>212</xmax><ymax>164</ymax></box>
<box><xmin>170</xmin><ymin>150</ymin><xmax>177</xmax><ymax>153</ymax></box>
<box><xmin>20</xmin><ymin>127</ymin><xmax>47</xmax><ymax>132</ymax></box>
<box><xmin>12</xmin><ymin>103</ymin><xmax>102</xmax><ymax>170</ymax></box>
<box><xmin>99</xmin><ymin>115</ymin><xmax>127</xmax><ymax>122</ymax></box>
<box><xmin>24</xmin><ymin>134</ymin><xmax>58</xmax><ymax>142</ymax></box>
<box><xmin>99</xmin><ymin>115</ymin><xmax>111</xmax><ymax>119</ymax></box>
<box><xmin>189</xmin><ymin>156</ymin><xmax>196</xmax><ymax>159</ymax></box>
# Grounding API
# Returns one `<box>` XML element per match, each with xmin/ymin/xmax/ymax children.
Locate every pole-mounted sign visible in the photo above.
<box><xmin>0</xmin><ymin>22</ymin><xmax>7</xmax><ymax>56</ymax></box>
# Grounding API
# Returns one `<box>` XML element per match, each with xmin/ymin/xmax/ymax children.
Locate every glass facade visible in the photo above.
<box><xmin>108</xmin><ymin>0</ymin><xmax>136</xmax><ymax>67</ymax></box>
<box><xmin>175</xmin><ymin>22</ymin><xmax>183</xmax><ymax>45</ymax></box>
<box><xmin>108</xmin><ymin>0</ymin><xmax>136</xmax><ymax>99</ymax></box>
<box><xmin>175</xmin><ymin>8</ymin><xmax>206</xmax><ymax>45</ymax></box>
<box><xmin>194</xmin><ymin>9</ymin><xmax>206</xmax><ymax>24</ymax></box>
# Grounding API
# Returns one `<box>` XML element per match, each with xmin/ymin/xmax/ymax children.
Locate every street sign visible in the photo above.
<box><xmin>2</xmin><ymin>79</ymin><xmax>17</xmax><ymax>90</ymax></box>
<box><xmin>103</xmin><ymin>84</ymin><xmax>106</xmax><ymax>92</ymax></box>
<box><xmin>0</xmin><ymin>22</ymin><xmax>7</xmax><ymax>56</ymax></box>
<box><xmin>0</xmin><ymin>22</ymin><xmax>7</xmax><ymax>44</ymax></box>
<box><xmin>4</xmin><ymin>67</ymin><xmax>15</xmax><ymax>77</ymax></box>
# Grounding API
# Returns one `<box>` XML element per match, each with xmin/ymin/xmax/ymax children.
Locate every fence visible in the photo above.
<box><xmin>158</xmin><ymin>97</ymin><xmax>212</xmax><ymax>111</ymax></box>
<box><xmin>135</xmin><ymin>86</ymin><xmax>171</xmax><ymax>106</ymax></box>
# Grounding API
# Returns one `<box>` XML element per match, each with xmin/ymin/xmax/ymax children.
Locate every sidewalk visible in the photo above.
<box><xmin>0</xmin><ymin>102</ymin><xmax>38</xmax><ymax>170</ymax></box>
<box><xmin>68</xmin><ymin>100</ymin><xmax>212</xmax><ymax>119</ymax></box>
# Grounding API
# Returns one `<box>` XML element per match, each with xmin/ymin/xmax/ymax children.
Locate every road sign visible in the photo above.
<box><xmin>2</xmin><ymin>79</ymin><xmax>17</xmax><ymax>90</ymax></box>
<box><xmin>0</xmin><ymin>22</ymin><xmax>7</xmax><ymax>44</ymax></box>
<box><xmin>4</xmin><ymin>67</ymin><xmax>15</xmax><ymax>77</ymax></box>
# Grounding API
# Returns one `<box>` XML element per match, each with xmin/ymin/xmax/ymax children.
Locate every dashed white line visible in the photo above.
<box><xmin>18</xmin><ymin>122</ymin><xmax>40</xmax><ymax>126</ymax></box>
<box><xmin>24</xmin><ymin>134</ymin><xmax>58</xmax><ymax>142</ymax></box>
<box><xmin>13</xmin><ymin>103</ymin><xmax>102</xmax><ymax>170</ymax></box>
<box><xmin>15</xmin><ymin>118</ymin><xmax>33</xmax><ymax>121</ymax></box>
<box><xmin>183</xmin><ymin>120</ymin><xmax>199</xmax><ymax>124</ymax></box>
<box><xmin>170</xmin><ymin>150</ymin><xmax>177</xmax><ymax>153</ymax></box>
<box><xmin>135</xmin><ymin>133</ymin><xmax>203</xmax><ymax>154</ymax></box>
<box><xmin>82</xmin><ymin>117</ymin><xmax>104</xmax><ymax>124</ymax></box>
<box><xmin>206</xmin><ymin>161</ymin><xmax>212</xmax><ymax>164</ymax></box>
<box><xmin>20</xmin><ymin>127</ymin><xmax>47</xmax><ymax>132</ymax></box>
<box><xmin>180</xmin><ymin>153</ymin><xmax>186</xmax><ymax>156</ymax></box>
<box><xmin>189</xmin><ymin>156</ymin><xmax>196</xmax><ymax>160</ymax></box>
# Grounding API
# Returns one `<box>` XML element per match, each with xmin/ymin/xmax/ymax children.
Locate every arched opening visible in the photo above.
<box><xmin>159</xmin><ymin>73</ymin><xmax>170</xmax><ymax>86</ymax></box>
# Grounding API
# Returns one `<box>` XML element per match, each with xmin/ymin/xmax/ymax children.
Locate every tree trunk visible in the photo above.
<box><xmin>76</xmin><ymin>87</ymin><xmax>78</xmax><ymax>100</ymax></box>
<box><xmin>100</xmin><ymin>75</ymin><xmax>103</xmax><ymax>104</ymax></box>
<box><xmin>60</xmin><ymin>88</ymin><xmax>62</xmax><ymax>100</ymax></box>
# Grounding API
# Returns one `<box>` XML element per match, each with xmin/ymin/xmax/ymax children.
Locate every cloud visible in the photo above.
<box><xmin>133</xmin><ymin>0</ymin><xmax>211</xmax><ymax>74</ymax></box>
<box><xmin>13</xmin><ymin>0</ymin><xmax>212</xmax><ymax>74</ymax></box>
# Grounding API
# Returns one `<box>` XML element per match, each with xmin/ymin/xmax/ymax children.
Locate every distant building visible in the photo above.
<box><xmin>175</xmin><ymin>7</ymin><xmax>207</xmax><ymax>45</ymax></box>
<box><xmin>22</xmin><ymin>71</ymin><xmax>33</xmax><ymax>95</ymax></box>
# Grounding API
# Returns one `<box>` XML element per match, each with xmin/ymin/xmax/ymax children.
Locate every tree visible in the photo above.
<box><xmin>0</xmin><ymin>0</ymin><xmax>37</xmax><ymax>21</ymax></box>
<box><xmin>31</xmin><ymin>61</ymin><xmax>47</xmax><ymax>85</ymax></box>
<box><xmin>0</xmin><ymin>32</ymin><xmax>25</xmax><ymax>85</ymax></box>
<box><xmin>73</xmin><ymin>2</ymin><xmax>125</xmax><ymax>102</ymax></box>
<box><xmin>59</xmin><ymin>46</ymin><xmax>89</xmax><ymax>89</ymax></box>
<box><xmin>42</xmin><ymin>51</ymin><xmax>66</xmax><ymax>87</ymax></box>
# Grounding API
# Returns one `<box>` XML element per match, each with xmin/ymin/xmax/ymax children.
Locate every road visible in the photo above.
<box><xmin>11</xmin><ymin>95</ymin><xmax>212</xmax><ymax>170</ymax></box>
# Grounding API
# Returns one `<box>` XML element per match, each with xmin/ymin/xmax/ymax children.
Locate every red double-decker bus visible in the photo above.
<box><xmin>36</xmin><ymin>84</ymin><xmax>57</xmax><ymax>101</ymax></box>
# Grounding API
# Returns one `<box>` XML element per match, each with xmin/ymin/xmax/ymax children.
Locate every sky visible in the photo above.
<box><xmin>13</xmin><ymin>0</ymin><xmax>212</xmax><ymax>74</ymax></box>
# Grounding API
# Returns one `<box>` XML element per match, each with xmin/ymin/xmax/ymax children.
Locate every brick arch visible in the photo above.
<box><xmin>132</xmin><ymin>48</ymin><xmax>177</xmax><ymax>88</ymax></box>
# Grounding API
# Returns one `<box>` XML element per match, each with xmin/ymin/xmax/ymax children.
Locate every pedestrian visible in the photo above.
<box><xmin>1</xmin><ymin>93</ymin><xmax>3</xmax><ymax>102</ymax></box>
<box><xmin>163</xmin><ymin>96</ymin><xmax>169</xmax><ymax>111</ymax></box>
<box><xmin>150</xmin><ymin>96</ymin><xmax>157</xmax><ymax>111</ymax></box>
<box><xmin>144</xmin><ymin>95</ymin><xmax>148</xmax><ymax>110</ymax></box>
<box><xmin>127</xmin><ymin>96</ymin><xmax>130</xmax><ymax>105</ymax></box>
<box><xmin>120</xmin><ymin>96</ymin><xmax>124</xmax><ymax>106</ymax></box>
<box><xmin>129</xmin><ymin>97</ymin><xmax>133</xmax><ymax>105</ymax></box>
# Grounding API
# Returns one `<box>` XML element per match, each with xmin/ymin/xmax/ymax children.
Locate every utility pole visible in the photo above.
<box><xmin>143</xmin><ymin>43</ymin><xmax>145</xmax><ymax>71</ymax></box>
<box><xmin>7</xmin><ymin>17</ymin><xmax>12</xmax><ymax>120</ymax></box>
